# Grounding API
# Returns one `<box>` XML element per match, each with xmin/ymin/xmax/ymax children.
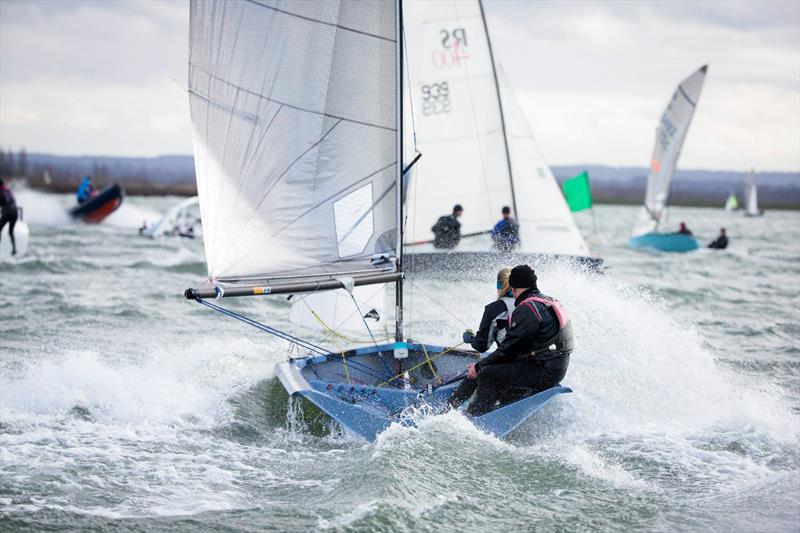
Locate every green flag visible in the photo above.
<box><xmin>562</xmin><ymin>171</ymin><xmax>593</xmax><ymax>212</ymax></box>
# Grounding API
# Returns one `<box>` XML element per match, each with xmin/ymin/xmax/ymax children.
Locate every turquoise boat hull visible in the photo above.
<box><xmin>628</xmin><ymin>232</ymin><xmax>699</xmax><ymax>252</ymax></box>
<box><xmin>275</xmin><ymin>343</ymin><xmax>571</xmax><ymax>441</ymax></box>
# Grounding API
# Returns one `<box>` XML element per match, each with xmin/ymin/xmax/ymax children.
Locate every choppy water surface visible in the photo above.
<box><xmin>1</xmin><ymin>192</ymin><xmax>799</xmax><ymax>532</ymax></box>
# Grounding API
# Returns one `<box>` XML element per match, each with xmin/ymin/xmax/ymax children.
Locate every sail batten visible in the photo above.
<box><xmin>189</xmin><ymin>0</ymin><xmax>398</xmax><ymax>282</ymax></box>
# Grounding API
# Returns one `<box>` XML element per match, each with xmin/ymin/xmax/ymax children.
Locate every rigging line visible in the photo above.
<box><xmin>191</xmin><ymin>66</ymin><xmax>396</xmax><ymax>132</ymax></box>
<box><xmin>451</xmin><ymin>0</ymin><xmax>500</xmax><ymax>232</ymax></box>
<box><xmin>195</xmin><ymin>298</ymin><xmax>396</xmax><ymax>383</ymax></box>
<box><xmin>243</xmin><ymin>0</ymin><xmax>395</xmax><ymax>43</ymax></box>
<box><xmin>406</xmin><ymin>278</ymin><xmax>470</xmax><ymax>328</ymax></box>
<box><xmin>378</xmin><ymin>342</ymin><xmax>468</xmax><ymax>387</ymax></box>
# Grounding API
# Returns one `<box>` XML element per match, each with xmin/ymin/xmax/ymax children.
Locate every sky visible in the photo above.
<box><xmin>0</xmin><ymin>0</ymin><xmax>798</xmax><ymax>172</ymax></box>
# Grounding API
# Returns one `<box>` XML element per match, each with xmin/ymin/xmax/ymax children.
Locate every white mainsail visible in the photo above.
<box><xmin>189</xmin><ymin>0</ymin><xmax>398</xmax><ymax>284</ymax></box>
<box><xmin>633</xmin><ymin>65</ymin><xmax>708</xmax><ymax>237</ymax></box>
<box><xmin>403</xmin><ymin>0</ymin><xmax>512</xmax><ymax>247</ymax></box>
<box><xmin>744</xmin><ymin>170</ymin><xmax>760</xmax><ymax>216</ymax></box>
<box><xmin>403</xmin><ymin>0</ymin><xmax>587</xmax><ymax>256</ymax></box>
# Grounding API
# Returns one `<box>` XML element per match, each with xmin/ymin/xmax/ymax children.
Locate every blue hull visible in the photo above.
<box><xmin>275</xmin><ymin>343</ymin><xmax>572</xmax><ymax>441</ymax></box>
<box><xmin>628</xmin><ymin>232</ymin><xmax>699</xmax><ymax>252</ymax></box>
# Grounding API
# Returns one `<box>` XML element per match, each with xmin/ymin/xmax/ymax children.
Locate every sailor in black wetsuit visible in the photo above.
<box><xmin>431</xmin><ymin>204</ymin><xmax>463</xmax><ymax>249</ymax></box>
<box><xmin>708</xmin><ymin>228</ymin><xmax>728</xmax><ymax>249</ymax></box>
<box><xmin>0</xmin><ymin>179</ymin><xmax>18</xmax><ymax>255</ymax></box>
<box><xmin>462</xmin><ymin>267</ymin><xmax>515</xmax><ymax>353</ymax></box>
<box><xmin>449</xmin><ymin>264</ymin><xmax>573</xmax><ymax>416</ymax></box>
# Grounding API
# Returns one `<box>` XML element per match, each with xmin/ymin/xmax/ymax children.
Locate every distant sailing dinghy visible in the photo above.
<box><xmin>724</xmin><ymin>192</ymin><xmax>740</xmax><ymax>212</ymax></box>
<box><xmin>402</xmin><ymin>0</ymin><xmax>601</xmax><ymax>273</ymax></box>
<box><xmin>629</xmin><ymin>65</ymin><xmax>708</xmax><ymax>253</ymax></box>
<box><xmin>743</xmin><ymin>170</ymin><xmax>764</xmax><ymax>217</ymax></box>
<box><xmin>139</xmin><ymin>196</ymin><xmax>201</xmax><ymax>239</ymax></box>
<box><xmin>184</xmin><ymin>0</ymin><xmax>571</xmax><ymax>441</ymax></box>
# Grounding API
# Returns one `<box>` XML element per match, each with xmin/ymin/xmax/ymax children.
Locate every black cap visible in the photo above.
<box><xmin>453</xmin><ymin>204</ymin><xmax>463</xmax><ymax>213</ymax></box>
<box><xmin>502</xmin><ymin>206</ymin><xmax>511</xmax><ymax>215</ymax></box>
<box><xmin>509</xmin><ymin>264</ymin><xmax>537</xmax><ymax>289</ymax></box>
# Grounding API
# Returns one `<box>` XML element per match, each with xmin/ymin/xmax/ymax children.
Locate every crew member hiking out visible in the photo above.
<box><xmin>431</xmin><ymin>204</ymin><xmax>463</xmax><ymax>249</ymax></box>
<box><xmin>461</xmin><ymin>267</ymin><xmax>515</xmax><ymax>353</ymax></box>
<box><xmin>448</xmin><ymin>264</ymin><xmax>573</xmax><ymax>416</ymax></box>
<box><xmin>0</xmin><ymin>178</ymin><xmax>19</xmax><ymax>255</ymax></box>
<box><xmin>491</xmin><ymin>206</ymin><xmax>520</xmax><ymax>252</ymax></box>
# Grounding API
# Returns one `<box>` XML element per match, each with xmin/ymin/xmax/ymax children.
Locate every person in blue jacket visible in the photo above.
<box><xmin>491</xmin><ymin>206</ymin><xmax>520</xmax><ymax>252</ymax></box>
<box><xmin>76</xmin><ymin>176</ymin><xmax>94</xmax><ymax>204</ymax></box>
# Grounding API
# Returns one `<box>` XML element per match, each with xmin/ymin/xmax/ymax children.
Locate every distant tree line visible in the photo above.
<box><xmin>0</xmin><ymin>147</ymin><xmax>28</xmax><ymax>178</ymax></box>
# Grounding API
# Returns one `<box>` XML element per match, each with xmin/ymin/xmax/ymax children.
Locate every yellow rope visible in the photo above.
<box><xmin>379</xmin><ymin>342</ymin><xmax>477</xmax><ymax>387</ymax></box>
<box><xmin>421</xmin><ymin>343</ymin><xmax>438</xmax><ymax>379</ymax></box>
<box><xmin>310</xmin><ymin>309</ymin><xmax>392</xmax><ymax>344</ymax></box>
<box><xmin>310</xmin><ymin>309</ymin><xmax>351</xmax><ymax>384</ymax></box>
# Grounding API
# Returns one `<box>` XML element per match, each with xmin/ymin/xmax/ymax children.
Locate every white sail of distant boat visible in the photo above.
<box><xmin>403</xmin><ymin>0</ymin><xmax>589</xmax><ymax>258</ymax></box>
<box><xmin>744</xmin><ymin>169</ymin><xmax>763</xmax><ymax>217</ymax></box>
<box><xmin>632</xmin><ymin>65</ymin><xmax>708</xmax><ymax>237</ymax></box>
<box><xmin>724</xmin><ymin>192</ymin><xmax>739</xmax><ymax>211</ymax></box>
<box><xmin>139</xmin><ymin>196</ymin><xmax>201</xmax><ymax>239</ymax></box>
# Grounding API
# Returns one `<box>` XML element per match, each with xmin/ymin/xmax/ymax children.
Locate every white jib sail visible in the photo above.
<box><xmin>403</xmin><ymin>0</ymin><xmax>514</xmax><ymax>248</ymax></box>
<box><xmin>632</xmin><ymin>65</ymin><xmax>708</xmax><ymax>237</ymax></box>
<box><xmin>497</xmin><ymin>67</ymin><xmax>590</xmax><ymax>256</ymax></box>
<box><xmin>189</xmin><ymin>0</ymin><xmax>397</xmax><ymax>283</ymax></box>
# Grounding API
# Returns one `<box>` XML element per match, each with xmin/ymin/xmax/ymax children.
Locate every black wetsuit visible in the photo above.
<box><xmin>469</xmin><ymin>297</ymin><xmax>514</xmax><ymax>353</ymax></box>
<box><xmin>432</xmin><ymin>214</ymin><xmax>461</xmax><ymax>249</ymax></box>
<box><xmin>0</xmin><ymin>185</ymin><xmax>18</xmax><ymax>253</ymax></box>
<box><xmin>708</xmin><ymin>235</ymin><xmax>728</xmax><ymax>249</ymax></box>
<box><xmin>450</xmin><ymin>288</ymin><xmax>571</xmax><ymax>416</ymax></box>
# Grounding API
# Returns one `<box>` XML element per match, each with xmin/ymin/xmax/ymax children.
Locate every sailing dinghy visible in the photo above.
<box><xmin>184</xmin><ymin>0</ymin><xmax>571</xmax><ymax>441</ymax></box>
<box><xmin>724</xmin><ymin>192</ymin><xmax>739</xmax><ymax>212</ymax></box>
<box><xmin>139</xmin><ymin>196</ymin><xmax>201</xmax><ymax>239</ymax></box>
<box><xmin>743</xmin><ymin>170</ymin><xmax>764</xmax><ymax>217</ymax></box>
<box><xmin>629</xmin><ymin>65</ymin><xmax>708</xmax><ymax>253</ymax></box>
<box><xmin>402</xmin><ymin>0</ymin><xmax>601</xmax><ymax>274</ymax></box>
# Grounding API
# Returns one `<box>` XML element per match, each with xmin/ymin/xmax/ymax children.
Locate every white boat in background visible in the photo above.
<box><xmin>744</xmin><ymin>170</ymin><xmax>764</xmax><ymax>217</ymax></box>
<box><xmin>629</xmin><ymin>65</ymin><xmax>708</xmax><ymax>253</ymax></box>
<box><xmin>724</xmin><ymin>192</ymin><xmax>740</xmax><ymax>212</ymax></box>
<box><xmin>139</xmin><ymin>196</ymin><xmax>201</xmax><ymax>239</ymax></box>
<box><xmin>402</xmin><ymin>0</ymin><xmax>600</xmax><ymax>273</ymax></box>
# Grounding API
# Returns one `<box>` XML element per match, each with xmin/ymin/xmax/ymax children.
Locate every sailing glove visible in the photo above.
<box><xmin>462</xmin><ymin>329</ymin><xmax>475</xmax><ymax>344</ymax></box>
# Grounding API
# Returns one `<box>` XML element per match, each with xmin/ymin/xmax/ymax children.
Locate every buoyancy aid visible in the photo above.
<box><xmin>512</xmin><ymin>294</ymin><xmax>574</xmax><ymax>356</ymax></box>
<box><xmin>487</xmin><ymin>296</ymin><xmax>515</xmax><ymax>347</ymax></box>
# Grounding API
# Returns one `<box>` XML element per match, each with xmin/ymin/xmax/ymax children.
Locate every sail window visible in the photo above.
<box><xmin>334</xmin><ymin>183</ymin><xmax>374</xmax><ymax>258</ymax></box>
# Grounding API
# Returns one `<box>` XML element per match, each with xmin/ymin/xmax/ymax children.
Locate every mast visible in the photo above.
<box><xmin>478</xmin><ymin>0</ymin><xmax>518</xmax><ymax>219</ymax></box>
<box><xmin>395</xmin><ymin>0</ymin><xmax>404</xmax><ymax>343</ymax></box>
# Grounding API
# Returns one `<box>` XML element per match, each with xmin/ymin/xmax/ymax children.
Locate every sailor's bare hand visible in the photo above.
<box><xmin>466</xmin><ymin>363</ymin><xmax>478</xmax><ymax>380</ymax></box>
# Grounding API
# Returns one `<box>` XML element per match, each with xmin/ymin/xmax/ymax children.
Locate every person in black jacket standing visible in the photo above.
<box><xmin>0</xmin><ymin>179</ymin><xmax>19</xmax><ymax>255</ymax></box>
<box><xmin>449</xmin><ymin>264</ymin><xmax>573</xmax><ymax>416</ymax></box>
